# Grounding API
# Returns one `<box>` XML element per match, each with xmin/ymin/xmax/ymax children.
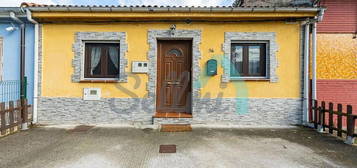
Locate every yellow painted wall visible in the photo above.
<box><xmin>41</xmin><ymin>22</ymin><xmax>302</xmax><ymax>98</ymax></box>
<box><xmin>317</xmin><ymin>34</ymin><xmax>357</xmax><ymax>79</ymax></box>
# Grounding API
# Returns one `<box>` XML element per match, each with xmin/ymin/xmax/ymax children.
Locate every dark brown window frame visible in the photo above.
<box><xmin>230</xmin><ymin>42</ymin><xmax>267</xmax><ymax>78</ymax></box>
<box><xmin>84</xmin><ymin>42</ymin><xmax>120</xmax><ymax>79</ymax></box>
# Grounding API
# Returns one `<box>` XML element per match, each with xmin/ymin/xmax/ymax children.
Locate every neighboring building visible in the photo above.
<box><xmin>24</xmin><ymin>4</ymin><xmax>324</xmax><ymax>126</ymax></box>
<box><xmin>0</xmin><ymin>8</ymin><xmax>35</xmax><ymax>104</ymax></box>
<box><xmin>316</xmin><ymin>0</ymin><xmax>357</xmax><ymax>112</ymax></box>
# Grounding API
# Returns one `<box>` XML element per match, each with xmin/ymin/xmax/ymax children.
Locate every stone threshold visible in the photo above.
<box><xmin>154</xmin><ymin>112</ymin><xmax>193</xmax><ymax>118</ymax></box>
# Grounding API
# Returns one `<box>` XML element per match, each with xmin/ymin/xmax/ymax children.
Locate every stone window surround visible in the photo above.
<box><xmin>72</xmin><ymin>32</ymin><xmax>128</xmax><ymax>82</ymax></box>
<box><xmin>147</xmin><ymin>29</ymin><xmax>202</xmax><ymax>114</ymax></box>
<box><xmin>222</xmin><ymin>32</ymin><xmax>279</xmax><ymax>83</ymax></box>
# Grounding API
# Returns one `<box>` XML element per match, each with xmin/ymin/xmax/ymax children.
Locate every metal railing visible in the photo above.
<box><xmin>0</xmin><ymin>80</ymin><xmax>22</xmax><ymax>103</ymax></box>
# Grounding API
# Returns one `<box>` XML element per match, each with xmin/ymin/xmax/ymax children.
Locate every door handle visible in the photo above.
<box><xmin>167</xmin><ymin>82</ymin><xmax>180</xmax><ymax>85</ymax></box>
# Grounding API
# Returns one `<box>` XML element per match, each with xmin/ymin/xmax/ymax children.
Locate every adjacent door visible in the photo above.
<box><xmin>157</xmin><ymin>40</ymin><xmax>192</xmax><ymax>114</ymax></box>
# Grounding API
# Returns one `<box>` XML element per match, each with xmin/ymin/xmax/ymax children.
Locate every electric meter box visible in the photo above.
<box><xmin>83</xmin><ymin>88</ymin><xmax>101</xmax><ymax>100</ymax></box>
<box><xmin>132</xmin><ymin>61</ymin><xmax>148</xmax><ymax>73</ymax></box>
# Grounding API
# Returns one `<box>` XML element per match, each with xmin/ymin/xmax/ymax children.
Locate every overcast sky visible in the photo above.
<box><xmin>0</xmin><ymin>0</ymin><xmax>234</xmax><ymax>7</ymax></box>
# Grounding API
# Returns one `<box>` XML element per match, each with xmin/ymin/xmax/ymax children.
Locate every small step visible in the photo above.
<box><xmin>153</xmin><ymin>117</ymin><xmax>193</xmax><ymax>125</ymax></box>
<box><xmin>160</xmin><ymin>124</ymin><xmax>192</xmax><ymax>132</ymax></box>
<box><xmin>153</xmin><ymin>113</ymin><xmax>193</xmax><ymax>126</ymax></box>
<box><xmin>154</xmin><ymin>112</ymin><xmax>192</xmax><ymax>118</ymax></box>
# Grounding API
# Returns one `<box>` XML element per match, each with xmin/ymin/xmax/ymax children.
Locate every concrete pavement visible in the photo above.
<box><xmin>0</xmin><ymin>126</ymin><xmax>356</xmax><ymax>168</ymax></box>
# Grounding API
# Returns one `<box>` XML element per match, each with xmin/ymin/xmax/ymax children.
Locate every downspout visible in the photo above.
<box><xmin>10</xmin><ymin>11</ymin><xmax>28</xmax><ymax>130</ymax></box>
<box><xmin>25</xmin><ymin>8</ymin><xmax>39</xmax><ymax>124</ymax></box>
<box><xmin>303</xmin><ymin>21</ymin><xmax>310</xmax><ymax>125</ymax></box>
<box><xmin>311</xmin><ymin>21</ymin><xmax>317</xmax><ymax>119</ymax></box>
<box><xmin>311</xmin><ymin>8</ymin><xmax>325</xmax><ymax>124</ymax></box>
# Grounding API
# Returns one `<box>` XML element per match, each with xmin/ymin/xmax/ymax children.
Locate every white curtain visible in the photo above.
<box><xmin>90</xmin><ymin>47</ymin><xmax>101</xmax><ymax>75</ymax></box>
<box><xmin>108</xmin><ymin>47</ymin><xmax>119</xmax><ymax>69</ymax></box>
<box><xmin>249</xmin><ymin>61</ymin><xmax>260</xmax><ymax>74</ymax></box>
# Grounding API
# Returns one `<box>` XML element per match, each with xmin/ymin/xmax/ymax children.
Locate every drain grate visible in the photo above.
<box><xmin>159</xmin><ymin>145</ymin><xmax>176</xmax><ymax>153</ymax></box>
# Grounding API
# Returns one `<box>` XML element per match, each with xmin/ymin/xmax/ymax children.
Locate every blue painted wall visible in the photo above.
<box><xmin>0</xmin><ymin>20</ymin><xmax>34</xmax><ymax>104</ymax></box>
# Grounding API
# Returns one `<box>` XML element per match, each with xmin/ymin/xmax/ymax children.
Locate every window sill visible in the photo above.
<box><xmin>230</xmin><ymin>77</ymin><xmax>270</xmax><ymax>81</ymax></box>
<box><xmin>79</xmin><ymin>79</ymin><xmax>119</xmax><ymax>83</ymax></box>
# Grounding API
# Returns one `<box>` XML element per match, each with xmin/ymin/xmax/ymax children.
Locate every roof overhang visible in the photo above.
<box><xmin>27</xmin><ymin>6</ymin><xmax>323</xmax><ymax>13</ymax></box>
<box><xmin>27</xmin><ymin>6</ymin><xmax>325</xmax><ymax>22</ymax></box>
<box><xmin>0</xmin><ymin>7</ymin><xmax>26</xmax><ymax>18</ymax></box>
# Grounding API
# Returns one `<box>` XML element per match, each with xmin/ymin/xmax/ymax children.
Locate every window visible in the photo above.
<box><xmin>84</xmin><ymin>43</ymin><xmax>120</xmax><ymax>79</ymax></box>
<box><xmin>168</xmin><ymin>48</ymin><xmax>183</xmax><ymax>57</ymax></box>
<box><xmin>230</xmin><ymin>43</ymin><xmax>267</xmax><ymax>78</ymax></box>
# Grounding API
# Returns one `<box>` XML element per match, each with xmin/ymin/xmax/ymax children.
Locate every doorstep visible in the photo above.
<box><xmin>153</xmin><ymin>112</ymin><xmax>193</xmax><ymax>118</ymax></box>
<box><xmin>160</xmin><ymin>124</ymin><xmax>192</xmax><ymax>132</ymax></box>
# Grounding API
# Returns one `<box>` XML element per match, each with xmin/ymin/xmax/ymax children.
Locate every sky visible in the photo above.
<box><xmin>0</xmin><ymin>0</ymin><xmax>234</xmax><ymax>7</ymax></box>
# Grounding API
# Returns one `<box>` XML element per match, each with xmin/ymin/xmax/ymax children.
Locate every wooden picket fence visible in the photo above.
<box><xmin>311</xmin><ymin>100</ymin><xmax>357</xmax><ymax>144</ymax></box>
<box><xmin>0</xmin><ymin>99</ymin><xmax>31</xmax><ymax>137</ymax></box>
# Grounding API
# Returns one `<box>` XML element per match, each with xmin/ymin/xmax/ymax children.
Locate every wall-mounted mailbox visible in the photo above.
<box><xmin>206</xmin><ymin>59</ymin><xmax>217</xmax><ymax>76</ymax></box>
<box><xmin>132</xmin><ymin>61</ymin><xmax>148</xmax><ymax>73</ymax></box>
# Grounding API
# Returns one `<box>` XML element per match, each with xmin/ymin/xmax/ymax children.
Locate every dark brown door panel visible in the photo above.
<box><xmin>157</xmin><ymin>40</ymin><xmax>192</xmax><ymax>113</ymax></box>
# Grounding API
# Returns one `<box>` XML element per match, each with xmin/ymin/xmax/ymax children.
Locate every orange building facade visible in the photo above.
<box><xmin>316</xmin><ymin>0</ymin><xmax>357</xmax><ymax>113</ymax></box>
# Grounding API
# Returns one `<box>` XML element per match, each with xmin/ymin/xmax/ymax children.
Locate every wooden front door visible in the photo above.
<box><xmin>157</xmin><ymin>40</ymin><xmax>192</xmax><ymax>113</ymax></box>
